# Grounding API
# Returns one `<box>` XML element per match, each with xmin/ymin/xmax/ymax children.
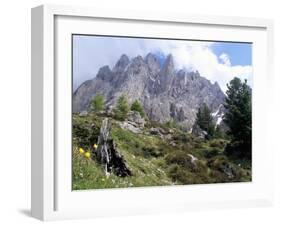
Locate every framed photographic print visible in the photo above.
<box><xmin>31</xmin><ymin>4</ymin><xmax>274</xmax><ymax>221</ymax></box>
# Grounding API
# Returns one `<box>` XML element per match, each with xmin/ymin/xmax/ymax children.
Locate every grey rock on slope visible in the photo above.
<box><xmin>73</xmin><ymin>53</ymin><xmax>225</xmax><ymax>130</ymax></box>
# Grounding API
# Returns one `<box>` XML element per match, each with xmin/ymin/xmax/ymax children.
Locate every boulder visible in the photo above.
<box><xmin>126</xmin><ymin>111</ymin><xmax>145</xmax><ymax>128</ymax></box>
<box><xmin>118</xmin><ymin>121</ymin><xmax>142</xmax><ymax>134</ymax></box>
<box><xmin>149</xmin><ymin>128</ymin><xmax>163</xmax><ymax>137</ymax></box>
<box><xmin>192</xmin><ymin>124</ymin><xmax>208</xmax><ymax>139</ymax></box>
<box><xmin>79</xmin><ymin>110</ymin><xmax>88</xmax><ymax>117</ymax></box>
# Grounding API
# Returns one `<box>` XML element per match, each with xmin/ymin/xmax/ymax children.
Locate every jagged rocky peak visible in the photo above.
<box><xmin>145</xmin><ymin>53</ymin><xmax>161</xmax><ymax>73</ymax></box>
<box><xmin>96</xmin><ymin>65</ymin><xmax>112</xmax><ymax>81</ymax></box>
<box><xmin>113</xmin><ymin>54</ymin><xmax>130</xmax><ymax>71</ymax></box>
<box><xmin>132</xmin><ymin>55</ymin><xmax>145</xmax><ymax>65</ymax></box>
<box><xmin>212</xmin><ymin>81</ymin><xmax>221</xmax><ymax>91</ymax></box>
<box><xmin>73</xmin><ymin>52</ymin><xmax>226</xmax><ymax>130</ymax></box>
<box><xmin>187</xmin><ymin>70</ymin><xmax>200</xmax><ymax>80</ymax></box>
<box><xmin>157</xmin><ymin>54</ymin><xmax>175</xmax><ymax>92</ymax></box>
<box><xmin>161</xmin><ymin>54</ymin><xmax>174</xmax><ymax>74</ymax></box>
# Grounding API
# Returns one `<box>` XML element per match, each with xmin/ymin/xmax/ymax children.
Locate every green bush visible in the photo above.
<box><xmin>207</xmin><ymin>155</ymin><xmax>243</xmax><ymax>182</ymax></box>
<box><xmin>90</xmin><ymin>94</ymin><xmax>104</xmax><ymax>112</ymax></box>
<box><xmin>203</xmin><ymin>148</ymin><xmax>220</xmax><ymax>158</ymax></box>
<box><xmin>72</xmin><ymin>116</ymin><xmax>100</xmax><ymax>148</ymax></box>
<box><xmin>209</xmin><ymin>139</ymin><xmax>226</xmax><ymax>149</ymax></box>
<box><xmin>131</xmin><ymin>100</ymin><xmax>145</xmax><ymax>117</ymax></box>
<box><xmin>173</xmin><ymin>133</ymin><xmax>190</xmax><ymax>143</ymax></box>
<box><xmin>165</xmin><ymin>151</ymin><xmax>194</xmax><ymax>171</ymax></box>
<box><xmin>164</xmin><ymin>120</ymin><xmax>178</xmax><ymax>129</ymax></box>
<box><xmin>224</xmin><ymin>141</ymin><xmax>251</xmax><ymax>160</ymax></box>
<box><xmin>114</xmin><ymin>94</ymin><xmax>129</xmax><ymax>121</ymax></box>
<box><xmin>168</xmin><ymin>164</ymin><xmax>190</xmax><ymax>183</ymax></box>
<box><xmin>167</xmin><ymin>163</ymin><xmax>209</xmax><ymax>185</ymax></box>
<box><xmin>141</xmin><ymin>146</ymin><xmax>161</xmax><ymax>158</ymax></box>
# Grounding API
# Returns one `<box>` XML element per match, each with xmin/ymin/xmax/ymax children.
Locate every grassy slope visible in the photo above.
<box><xmin>72</xmin><ymin>113</ymin><xmax>251</xmax><ymax>190</ymax></box>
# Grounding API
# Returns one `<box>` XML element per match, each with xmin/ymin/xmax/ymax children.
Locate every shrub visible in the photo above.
<box><xmin>72</xmin><ymin>119</ymin><xmax>100</xmax><ymax>148</ymax></box>
<box><xmin>90</xmin><ymin>94</ymin><xmax>104</xmax><ymax>112</ymax></box>
<box><xmin>193</xmin><ymin>142</ymin><xmax>203</xmax><ymax>149</ymax></box>
<box><xmin>165</xmin><ymin>151</ymin><xmax>194</xmax><ymax>170</ymax></box>
<box><xmin>114</xmin><ymin>94</ymin><xmax>129</xmax><ymax>121</ymax></box>
<box><xmin>164</xmin><ymin>120</ymin><xmax>178</xmax><ymax>129</ymax></box>
<box><xmin>207</xmin><ymin>155</ymin><xmax>243</xmax><ymax>182</ymax></box>
<box><xmin>176</xmin><ymin>133</ymin><xmax>190</xmax><ymax>143</ymax></box>
<box><xmin>202</xmin><ymin>148</ymin><xmax>220</xmax><ymax>159</ymax></box>
<box><xmin>131</xmin><ymin>100</ymin><xmax>145</xmax><ymax>117</ymax></box>
<box><xmin>141</xmin><ymin>146</ymin><xmax>161</xmax><ymax>158</ymax></box>
<box><xmin>167</xmin><ymin>164</ymin><xmax>190</xmax><ymax>183</ymax></box>
<box><xmin>224</xmin><ymin>140</ymin><xmax>251</xmax><ymax>160</ymax></box>
<box><xmin>209</xmin><ymin>139</ymin><xmax>226</xmax><ymax>149</ymax></box>
<box><xmin>167</xmin><ymin>164</ymin><xmax>208</xmax><ymax>184</ymax></box>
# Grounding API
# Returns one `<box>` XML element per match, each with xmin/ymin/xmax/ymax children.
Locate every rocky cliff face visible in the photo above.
<box><xmin>73</xmin><ymin>53</ymin><xmax>226</xmax><ymax>130</ymax></box>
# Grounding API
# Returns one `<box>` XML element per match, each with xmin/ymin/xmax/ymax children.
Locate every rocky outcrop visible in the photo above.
<box><xmin>191</xmin><ymin>124</ymin><xmax>208</xmax><ymax>139</ymax></box>
<box><xmin>95</xmin><ymin>118</ymin><xmax>131</xmax><ymax>177</ymax></box>
<box><xmin>118</xmin><ymin>111</ymin><xmax>145</xmax><ymax>134</ymax></box>
<box><xmin>126</xmin><ymin>111</ymin><xmax>145</xmax><ymax>128</ymax></box>
<box><xmin>73</xmin><ymin>53</ymin><xmax>226</xmax><ymax>130</ymax></box>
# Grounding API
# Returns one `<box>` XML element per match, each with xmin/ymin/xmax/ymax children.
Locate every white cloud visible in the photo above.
<box><xmin>219</xmin><ymin>53</ymin><xmax>231</xmax><ymax>66</ymax></box>
<box><xmin>73</xmin><ymin>36</ymin><xmax>252</xmax><ymax>93</ymax></box>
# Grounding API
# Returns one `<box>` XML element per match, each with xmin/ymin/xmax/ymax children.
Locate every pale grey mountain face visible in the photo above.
<box><xmin>73</xmin><ymin>53</ymin><xmax>226</xmax><ymax>130</ymax></box>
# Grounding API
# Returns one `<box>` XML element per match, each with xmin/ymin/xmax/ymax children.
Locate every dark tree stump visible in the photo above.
<box><xmin>95</xmin><ymin>118</ymin><xmax>131</xmax><ymax>177</ymax></box>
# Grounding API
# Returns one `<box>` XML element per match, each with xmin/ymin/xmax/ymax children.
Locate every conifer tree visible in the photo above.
<box><xmin>90</xmin><ymin>94</ymin><xmax>104</xmax><ymax>112</ymax></box>
<box><xmin>195</xmin><ymin>103</ymin><xmax>215</xmax><ymax>138</ymax></box>
<box><xmin>114</xmin><ymin>94</ymin><xmax>129</xmax><ymax>121</ymax></box>
<box><xmin>223</xmin><ymin>77</ymin><xmax>252</xmax><ymax>159</ymax></box>
<box><xmin>131</xmin><ymin>100</ymin><xmax>145</xmax><ymax>117</ymax></box>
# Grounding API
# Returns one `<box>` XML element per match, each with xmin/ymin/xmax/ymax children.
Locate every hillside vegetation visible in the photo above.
<box><xmin>72</xmin><ymin>112</ymin><xmax>251</xmax><ymax>190</ymax></box>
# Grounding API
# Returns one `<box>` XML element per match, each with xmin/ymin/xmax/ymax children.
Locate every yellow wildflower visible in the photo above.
<box><xmin>79</xmin><ymin>148</ymin><xmax>85</xmax><ymax>154</ymax></box>
<box><xmin>84</xmin><ymin>152</ymin><xmax>91</xmax><ymax>159</ymax></box>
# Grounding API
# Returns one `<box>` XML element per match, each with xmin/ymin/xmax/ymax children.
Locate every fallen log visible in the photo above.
<box><xmin>94</xmin><ymin>118</ymin><xmax>131</xmax><ymax>177</ymax></box>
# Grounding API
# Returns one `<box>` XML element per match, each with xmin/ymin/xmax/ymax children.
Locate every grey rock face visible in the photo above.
<box><xmin>79</xmin><ymin>111</ymin><xmax>88</xmax><ymax>117</ymax></box>
<box><xmin>192</xmin><ymin>124</ymin><xmax>208</xmax><ymax>139</ymax></box>
<box><xmin>145</xmin><ymin>53</ymin><xmax>161</xmax><ymax>74</ymax></box>
<box><xmin>73</xmin><ymin>53</ymin><xmax>226</xmax><ymax>130</ymax></box>
<box><xmin>118</xmin><ymin>111</ymin><xmax>145</xmax><ymax>134</ymax></box>
<box><xmin>126</xmin><ymin>111</ymin><xmax>145</xmax><ymax>128</ymax></box>
<box><xmin>118</xmin><ymin>121</ymin><xmax>142</xmax><ymax>134</ymax></box>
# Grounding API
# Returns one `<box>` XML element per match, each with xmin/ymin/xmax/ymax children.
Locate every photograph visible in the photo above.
<box><xmin>72</xmin><ymin>35</ymin><xmax>252</xmax><ymax>190</ymax></box>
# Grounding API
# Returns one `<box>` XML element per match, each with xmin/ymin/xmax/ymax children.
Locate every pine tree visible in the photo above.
<box><xmin>114</xmin><ymin>94</ymin><xmax>129</xmax><ymax>121</ymax></box>
<box><xmin>195</xmin><ymin>103</ymin><xmax>215</xmax><ymax>138</ymax></box>
<box><xmin>90</xmin><ymin>94</ymin><xmax>104</xmax><ymax>112</ymax></box>
<box><xmin>223</xmin><ymin>77</ymin><xmax>252</xmax><ymax>159</ymax></box>
<box><xmin>131</xmin><ymin>100</ymin><xmax>145</xmax><ymax>117</ymax></box>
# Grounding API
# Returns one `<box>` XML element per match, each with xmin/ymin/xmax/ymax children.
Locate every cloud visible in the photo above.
<box><xmin>219</xmin><ymin>53</ymin><xmax>231</xmax><ymax>66</ymax></box>
<box><xmin>73</xmin><ymin>36</ymin><xmax>252</xmax><ymax>92</ymax></box>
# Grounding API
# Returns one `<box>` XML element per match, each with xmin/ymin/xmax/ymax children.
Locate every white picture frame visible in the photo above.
<box><xmin>31</xmin><ymin>4</ymin><xmax>274</xmax><ymax>221</ymax></box>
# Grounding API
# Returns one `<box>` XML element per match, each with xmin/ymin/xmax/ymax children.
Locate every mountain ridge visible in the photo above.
<box><xmin>73</xmin><ymin>53</ymin><xmax>225</xmax><ymax>130</ymax></box>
